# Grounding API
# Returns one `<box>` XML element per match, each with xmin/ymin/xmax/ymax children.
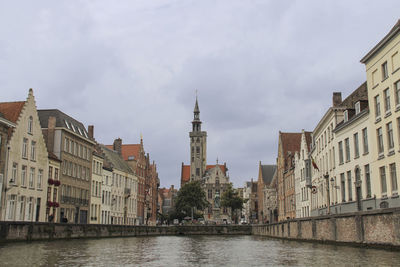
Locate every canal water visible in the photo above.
<box><xmin>0</xmin><ymin>235</ymin><xmax>399</xmax><ymax>266</ymax></box>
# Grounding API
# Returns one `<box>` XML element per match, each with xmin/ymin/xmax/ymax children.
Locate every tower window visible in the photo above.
<box><xmin>196</xmin><ymin>168</ymin><xmax>200</xmax><ymax>176</ymax></box>
<box><xmin>196</xmin><ymin>146</ymin><xmax>200</xmax><ymax>153</ymax></box>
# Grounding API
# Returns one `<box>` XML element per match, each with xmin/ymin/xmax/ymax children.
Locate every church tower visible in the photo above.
<box><xmin>190</xmin><ymin>97</ymin><xmax>207</xmax><ymax>181</ymax></box>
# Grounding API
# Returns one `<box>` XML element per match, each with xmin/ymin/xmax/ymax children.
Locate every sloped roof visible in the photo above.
<box><xmin>106</xmin><ymin>144</ymin><xmax>141</xmax><ymax>161</ymax></box>
<box><xmin>0</xmin><ymin>101</ymin><xmax>25</xmax><ymax>123</ymax></box>
<box><xmin>304</xmin><ymin>131</ymin><xmax>313</xmax><ymax>151</ymax></box>
<box><xmin>99</xmin><ymin>144</ymin><xmax>133</xmax><ymax>174</ymax></box>
<box><xmin>180</xmin><ymin>164</ymin><xmax>227</xmax><ymax>186</ymax></box>
<box><xmin>181</xmin><ymin>165</ymin><xmax>191</xmax><ymax>185</ymax></box>
<box><xmin>280</xmin><ymin>132</ymin><xmax>302</xmax><ymax>156</ymax></box>
<box><xmin>260</xmin><ymin>165</ymin><xmax>277</xmax><ymax>185</ymax></box>
<box><xmin>206</xmin><ymin>164</ymin><xmax>227</xmax><ymax>174</ymax></box>
<box><xmin>37</xmin><ymin>109</ymin><xmax>90</xmax><ymax>139</ymax></box>
<box><xmin>340</xmin><ymin>82</ymin><xmax>368</xmax><ymax>109</ymax></box>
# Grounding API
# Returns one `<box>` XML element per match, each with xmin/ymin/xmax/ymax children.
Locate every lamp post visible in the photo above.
<box><xmin>324</xmin><ymin>173</ymin><xmax>330</xmax><ymax>215</ymax></box>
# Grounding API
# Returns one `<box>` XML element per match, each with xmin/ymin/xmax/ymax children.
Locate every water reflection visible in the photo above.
<box><xmin>0</xmin><ymin>235</ymin><xmax>399</xmax><ymax>266</ymax></box>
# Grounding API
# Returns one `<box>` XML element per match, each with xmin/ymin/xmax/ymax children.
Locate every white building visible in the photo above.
<box><xmin>294</xmin><ymin>130</ymin><xmax>312</xmax><ymax>218</ymax></box>
<box><xmin>101</xmin><ymin>165</ymin><xmax>112</xmax><ymax>224</ymax></box>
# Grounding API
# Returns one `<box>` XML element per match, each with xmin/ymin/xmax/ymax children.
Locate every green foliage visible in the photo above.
<box><xmin>174</xmin><ymin>181</ymin><xmax>209</xmax><ymax>218</ymax></box>
<box><xmin>221</xmin><ymin>183</ymin><xmax>244</xmax><ymax>222</ymax></box>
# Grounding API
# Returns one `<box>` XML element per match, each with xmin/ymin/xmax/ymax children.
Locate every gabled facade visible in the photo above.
<box><xmin>294</xmin><ymin>130</ymin><xmax>312</xmax><ymax>218</ymax></box>
<box><xmin>204</xmin><ymin>163</ymin><xmax>230</xmax><ymax>222</ymax></box>
<box><xmin>277</xmin><ymin>132</ymin><xmax>302</xmax><ymax>221</ymax></box>
<box><xmin>257</xmin><ymin>162</ymin><xmax>277</xmax><ymax>223</ymax></box>
<box><xmin>0</xmin><ymin>89</ymin><xmax>49</xmax><ymax>222</ymax></box>
<box><xmin>361</xmin><ymin>20</ymin><xmax>400</xmax><ymax>209</ymax></box>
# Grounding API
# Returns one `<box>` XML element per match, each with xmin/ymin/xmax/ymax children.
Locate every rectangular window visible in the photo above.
<box><xmin>355</xmin><ymin>102</ymin><xmax>361</xmax><ymax>115</ymax></box>
<box><xmin>395</xmin><ymin>80</ymin><xmax>400</xmax><ymax>106</ymax></box>
<box><xmin>345</xmin><ymin>138</ymin><xmax>350</xmax><ymax>162</ymax></box>
<box><xmin>64</xmin><ymin>138</ymin><xmax>68</xmax><ymax>152</ymax></box>
<box><xmin>354</xmin><ymin>133</ymin><xmax>359</xmax><ymax>158</ymax></box>
<box><xmin>196</xmin><ymin>168</ymin><xmax>200</xmax><ymax>176</ymax></box>
<box><xmin>347</xmin><ymin>171</ymin><xmax>352</xmax><ymax>201</ymax></box>
<box><xmin>341</xmin><ymin>173</ymin><xmax>346</xmax><ymax>202</ymax></box>
<box><xmin>343</xmin><ymin>110</ymin><xmax>348</xmax><ymax>122</ymax></box>
<box><xmin>390</xmin><ymin>163</ymin><xmax>398</xmax><ymax>193</ymax></box>
<box><xmin>387</xmin><ymin>122</ymin><xmax>394</xmax><ymax>150</ymax></box>
<box><xmin>365</xmin><ymin>164</ymin><xmax>371</xmax><ymax>198</ymax></box>
<box><xmin>37</xmin><ymin>169</ymin><xmax>43</xmax><ymax>189</ymax></box>
<box><xmin>380</xmin><ymin>166</ymin><xmax>387</xmax><ymax>195</ymax></box>
<box><xmin>362</xmin><ymin>128</ymin><xmax>369</xmax><ymax>154</ymax></box>
<box><xmin>22</xmin><ymin>138</ymin><xmax>28</xmax><ymax>159</ymax></box>
<box><xmin>54</xmin><ymin>168</ymin><xmax>59</xmax><ymax>180</ymax></box>
<box><xmin>30</xmin><ymin>141</ymin><xmax>36</xmax><ymax>161</ymax></box>
<box><xmin>384</xmin><ymin>88</ymin><xmax>391</xmax><ymax>113</ymax></box>
<box><xmin>48</xmin><ymin>166</ymin><xmax>53</xmax><ymax>179</ymax></box>
<box><xmin>382</xmin><ymin>61</ymin><xmax>388</xmax><ymax>80</ymax></box>
<box><xmin>21</xmin><ymin>165</ymin><xmax>27</xmax><ymax>187</ymax></box>
<box><xmin>338</xmin><ymin>141</ymin><xmax>344</xmax><ymax>164</ymax></box>
<box><xmin>377</xmin><ymin>127</ymin><xmax>384</xmax><ymax>154</ymax></box>
<box><xmin>12</xmin><ymin>163</ymin><xmax>18</xmax><ymax>184</ymax></box>
<box><xmin>7</xmin><ymin>195</ymin><xmax>16</xmax><ymax>220</ymax></box>
<box><xmin>29</xmin><ymin>168</ymin><xmax>35</xmax><ymax>188</ymax></box>
<box><xmin>208</xmin><ymin>189</ymin><xmax>212</xmax><ymax>199</ymax></box>
<box><xmin>375</xmin><ymin>95</ymin><xmax>381</xmax><ymax>119</ymax></box>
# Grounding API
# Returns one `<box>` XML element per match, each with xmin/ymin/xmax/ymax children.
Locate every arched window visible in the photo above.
<box><xmin>28</xmin><ymin>116</ymin><xmax>33</xmax><ymax>134</ymax></box>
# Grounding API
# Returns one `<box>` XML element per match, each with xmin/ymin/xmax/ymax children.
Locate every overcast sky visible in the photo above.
<box><xmin>1</xmin><ymin>1</ymin><xmax>399</xmax><ymax>188</ymax></box>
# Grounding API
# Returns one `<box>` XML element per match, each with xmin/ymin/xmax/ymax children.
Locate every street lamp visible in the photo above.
<box><xmin>324</xmin><ymin>173</ymin><xmax>330</xmax><ymax>215</ymax></box>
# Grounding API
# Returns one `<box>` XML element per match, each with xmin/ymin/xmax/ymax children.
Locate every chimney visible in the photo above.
<box><xmin>88</xmin><ymin>125</ymin><xmax>94</xmax><ymax>139</ymax></box>
<box><xmin>47</xmin><ymin>116</ymin><xmax>56</xmax><ymax>153</ymax></box>
<box><xmin>113</xmin><ymin>138</ymin><xmax>122</xmax><ymax>155</ymax></box>
<box><xmin>332</xmin><ymin>92</ymin><xmax>342</xmax><ymax>107</ymax></box>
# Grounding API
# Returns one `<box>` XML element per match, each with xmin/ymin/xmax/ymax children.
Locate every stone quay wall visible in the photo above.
<box><xmin>0</xmin><ymin>223</ymin><xmax>252</xmax><ymax>242</ymax></box>
<box><xmin>252</xmin><ymin>207</ymin><xmax>400</xmax><ymax>249</ymax></box>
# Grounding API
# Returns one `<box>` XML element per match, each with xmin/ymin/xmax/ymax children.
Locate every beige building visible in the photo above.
<box><xmin>38</xmin><ymin>109</ymin><xmax>96</xmax><ymax>224</ymax></box>
<box><xmin>0</xmin><ymin>89</ymin><xmax>49</xmax><ymax>222</ymax></box>
<box><xmin>333</xmin><ymin>85</ymin><xmax>374</xmax><ymax>213</ymax></box>
<box><xmin>90</xmin><ymin>151</ymin><xmax>103</xmax><ymax>224</ymax></box>
<box><xmin>361</xmin><ymin>20</ymin><xmax>400</xmax><ymax>208</ymax></box>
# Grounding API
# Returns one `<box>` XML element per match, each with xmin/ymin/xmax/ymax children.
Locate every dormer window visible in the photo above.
<box><xmin>344</xmin><ymin>110</ymin><xmax>349</xmax><ymax>122</ymax></box>
<box><xmin>355</xmin><ymin>102</ymin><xmax>361</xmax><ymax>115</ymax></box>
<box><xmin>71</xmin><ymin>123</ymin><xmax>76</xmax><ymax>132</ymax></box>
<box><xmin>27</xmin><ymin>116</ymin><xmax>33</xmax><ymax>134</ymax></box>
<box><xmin>64</xmin><ymin>120</ymin><xmax>71</xmax><ymax>129</ymax></box>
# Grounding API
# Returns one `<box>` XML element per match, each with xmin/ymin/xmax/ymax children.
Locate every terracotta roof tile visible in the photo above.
<box><xmin>106</xmin><ymin>144</ymin><xmax>141</xmax><ymax>161</ymax></box>
<box><xmin>280</xmin><ymin>132</ymin><xmax>302</xmax><ymax>156</ymax></box>
<box><xmin>181</xmin><ymin>164</ymin><xmax>227</xmax><ymax>187</ymax></box>
<box><xmin>304</xmin><ymin>131</ymin><xmax>313</xmax><ymax>152</ymax></box>
<box><xmin>181</xmin><ymin>165</ymin><xmax>191</xmax><ymax>186</ymax></box>
<box><xmin>0</xmin><ymin>101</ymin><xmax>25</xmax><ymax>123</ymax></box>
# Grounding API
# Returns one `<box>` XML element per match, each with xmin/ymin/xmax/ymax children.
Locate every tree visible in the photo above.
<box><xmin>221</xmin><ymin>184</ymin><xmax>244</xmax><ymax>223</ymax></box>
<box><xmin>174</xmin><ymin>181</ymin><xmax>209</xmax><ymax>220</ymax></box>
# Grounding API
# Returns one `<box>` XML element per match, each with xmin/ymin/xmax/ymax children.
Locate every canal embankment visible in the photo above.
<box><xmin>252</xmin><ymin>207</ymin><xmax>400</xmax><ymax>249</ymax></box>
<box><xmin>0</xmin><ymin>223</ymin><xmax>252</xmax><ymax>242</ymax></box>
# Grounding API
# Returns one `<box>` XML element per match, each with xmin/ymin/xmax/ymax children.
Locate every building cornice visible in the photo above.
<box><xmin>361</xmin><ymin>21</ymin><xmax>400</xmax><ymax>64</ymax></box>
